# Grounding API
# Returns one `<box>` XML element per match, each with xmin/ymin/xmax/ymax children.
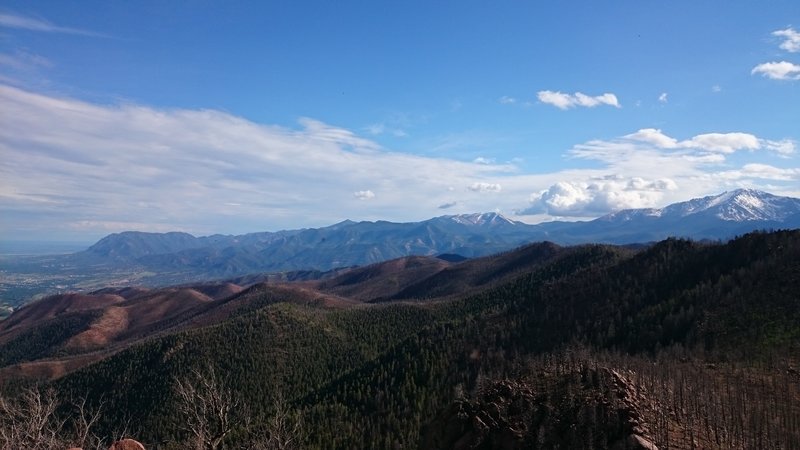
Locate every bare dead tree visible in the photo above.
<box><xmin>174</xmin><ymin>366</ymin><xmax>245</xmax><ymax>450</ymax></box>
<box><xmin>0</xmin><ymin>386</ymin><xmax>65</xmax><ymax>450</ymax></box>
<box><xmin>247</xmin><ymin>392</ymin><xmax>305</xmax><ymax>450</ymax></box>
<box><xmin>108</xmin><ymin>413</ymin><xmax>138</xmax><ymax>445</ymax></box>
<box><xmin>69</xmin><ymin>395</ymin><xmax>106</xmax><ymax>450</ymax></box>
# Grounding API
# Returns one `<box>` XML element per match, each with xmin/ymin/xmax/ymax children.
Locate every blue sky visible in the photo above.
<box><xmin>1</xmin><ymin>1</ymin><xmax>799</xmax><ymax>241</ymax></box>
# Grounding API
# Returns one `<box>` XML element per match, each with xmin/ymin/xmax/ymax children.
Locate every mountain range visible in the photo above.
<box><xmin>81</xmin><ymin>188</ymin><xmax>800</xmax><ymax>272</ymax></box>
<box><xmin>1</xmin><ymin>189</ymin><xmax>799</xmax><ymax>306</ymax></box>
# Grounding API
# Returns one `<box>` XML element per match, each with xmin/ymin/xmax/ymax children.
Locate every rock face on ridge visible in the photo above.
<box><xmin>421</xmin><ymin>366</ymin><xmax>659</xmax><ymax>450</ymax></box>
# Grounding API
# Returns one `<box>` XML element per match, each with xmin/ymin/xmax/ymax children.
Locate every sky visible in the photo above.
<box><xmin>1</xmin><ymin>1</ymin><xmax>799</xmax><ymax>242</ymax></box>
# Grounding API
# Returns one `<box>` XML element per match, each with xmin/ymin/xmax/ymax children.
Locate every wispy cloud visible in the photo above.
<box><xmin>0</xmin><ymin>85</ymin><xmax>513</xmax><ymax>237</ymax></box>
<box><xmin>1</xmin><ymin>85</ymin><xmax>796</xmax><ymax>238</ymax></box>
<box><xmin>0</xmin><ymin>12</ymin><xmax>105</xmax><ymax>37</ymax></box>
<box><xmin>658</xmin><ymin>92</ymin><xmax>668</xmax><ymax>103</ymax></box>
<box><xmin>537</xmin><ymin>90</ymin><xmax>620</xmax><ymax>110</ymax></box>
<box><xmin>0</xmin><ymin>50</ymin><xmax>53</xmax><ymax>70</ymax></box>
<box><xmin>719</xmin><ymin>164</ymin><xmax>800</xmax><ymax>181</ymax></box>
<box><xmin>751</xmin><ymin>61</ymin><xmax>800</xmax><ymax>80</ymax></box>
<box><xmin>773</xmin><ymin>27</ymin><xmax>800</xmax><ymax>53</ymax></box>
<box><xmin>365</xmin><ymin>122</ymin><xmax>407</xmax><ymax>137</ymax></box>
<box><xmin>472</xmin><ymin>157</ymin><xmax>495</xmax><ymax>165</ymax></box>
<box><xmin>498</xmin><ymin>96</ymin><xmax>517</xmax><ymax>104</ymax></box>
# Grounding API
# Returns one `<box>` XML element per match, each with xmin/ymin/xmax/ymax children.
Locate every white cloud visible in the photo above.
<box><xmin>619</xmin><ymin>129</ymin><xmax>774</xmax><ymax>155</ymax></box>
<box><xmin>468</xmin><ymin>182</ymin><xmax>502</xmax><ymax>193</ymax></box>
<box><xmin>681</xmin><ymin>133</ymin><xmax>760</xmax><ymax>153</ymax></box>
<box><xmin>625</xmin><ymin>128</ymin><xmax>678</xmax><ymax>148</ymax></box>
<box><xmin>472</xmin><ymin>157</ymin><xmax>495</xmax><ymax>165</ymax></box>
<box><xmin>713</xmin><ymin>164</ymin><xmax>800</xmax><ymax>182</ymax></box>
<box><xmin>0</xmin><ymin>84</ymin><xmax>520</xmax><ymax>238</ymax></box>
<box><xmin>498</xmin><ymin>96</ymin><xmax>516</xmax><ymax>104</ymax></box>
<box><xmin>528</xmin><ymin>176</ymin><xmax>678</xmax><ymax>216</ymax></box>
<box><xmin>740</xmin><ymin>164</ymin><xmax>800</xmax><ymax>180</ymax></box>
<box><xmin>658</xmin><ymin>92</ymin><xmax>668</xmax><ymax>103</ymax></box>
<box><xmin>548</xmin><ymin>128</ymin><xmax>800</xmax><ymax>216</ymax></box>
<box><xmin>537</xmin><ymin>90</ymin><xmax>620</xmax><ymax>109</ymax></box>
<box><xmin>774</xmin><ymin>27</ymin><xmax>800</xmax><ymax>53</ymax></box>
<box><xmin>751</xmin><ymin>61</ymin><xmax>800</xmax><ymax>80</ymax></box>
<box><xmin>0</xmin><ymin>12</ymin><xmax>104</xmax><ymax>37</ymax></box>
<box><xmin>353</xmin><ymin>190</ymin><xmax>375</xmax><ymax>200</ymax></box>
<box><xmin>763</xmin><ymin>139</ymin><xmax>796</xmax><ymax>156</ymax></box>
<box><xmin>684</xmin><ymin>153</ymin><xmax>727</xmax><ymax>164</ymax></box>
<box><xmin>1</xmin><ymin>85</ymin><xmax>796</xmax><ymax>239</ymax></box>
<box><xmin>712</xmin><ymin>85</ymin><xmax>722</xmax><ymax>93</ymax></box>
<box><xmin>575</xmin><ymin>129</ymin><xmax>795</xmax><ymax>166</ymax></box>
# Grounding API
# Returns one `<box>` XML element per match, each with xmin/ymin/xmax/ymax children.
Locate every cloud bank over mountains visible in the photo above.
<box><xmin>0</xmin><ymin>85</ymin><xmax>797</xmax><ymax>239</ymax></box>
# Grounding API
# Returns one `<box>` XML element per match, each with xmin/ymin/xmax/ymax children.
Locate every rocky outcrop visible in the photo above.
<box><xmin>606</xmin><ymin>368</ymin><xmax>658</xmax><ymax>450</ymax></box>
<box><xmin>422</xmin><ymin>366</ymin><xmax>660</xmax><ymax>450</ymax></box>
<box><xmin>108</xmin><ymin>439</ymin><xmax>146</xmax><ymax>450</ymax></box>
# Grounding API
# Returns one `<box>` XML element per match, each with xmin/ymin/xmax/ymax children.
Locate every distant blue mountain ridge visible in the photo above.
<box><xmin>73</xmin><ymin>189</ymin><xmax>800</xmax><ymax>278</ymax></box>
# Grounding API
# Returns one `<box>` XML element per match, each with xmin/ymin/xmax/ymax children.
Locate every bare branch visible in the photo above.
<box><xmin>174</xmin><ymin>366</ymin><xmax>242</xmax><ymax>450</ymax></box>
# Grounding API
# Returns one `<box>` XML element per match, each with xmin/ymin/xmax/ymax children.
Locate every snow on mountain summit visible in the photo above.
<box><xmin>448</xmin><ymin>212</ymin><xmax>518</xmax><ymax>226</ymax></box>
<box><xmin>677</xmin><ymin>189</ymin><xmax>799</xmax><ymax>221</ymax></box>
<box><xmin>601</xmin><ymin>189</ymin><xmax>800</xmax><ymax>223</ymax></box>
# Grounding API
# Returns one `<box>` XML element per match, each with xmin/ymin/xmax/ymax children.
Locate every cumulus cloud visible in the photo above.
<box><xmin>537</xmin><ymin>90</ymin><xmax>620</xmax><ymax>109</ymax></box>
<box><xmin>526</xmin><ymin>176</ymin><xmax>678</xmax><ymax>216</ymax></box>
<box><xmin>658</xmin><ymin>93</ymin><xmax>668</xmax><ymax>103</ymax></box>
<box><xmin>544</xmin><ymin>128</ymin><xmax>800</xmax><ymax>216</ymax></box>
<box><xmin>751</xmin><ymin>61</ymin><xmax>800</xmax><ymax>80</ymax></box>
<box><xmin>774</xmin><ymin>27</ymin><xmax>800</xmax><ymax>53</ymax></box>
<box><xmin>468</xmin><ymin>182</ymin><xmax>502</xmax><ymax>193</ymax></box>
<box><xmin>353</xmin><ymin>190</ymin><xmax>375</xmax><ymax>200</ymax></box>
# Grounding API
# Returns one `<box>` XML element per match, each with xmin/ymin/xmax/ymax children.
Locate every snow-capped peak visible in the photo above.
<box><xmin>448</xmin><ymin>212</ymin><xmax>518</xmax><ymax>226</ymax></box>
<box><xmin>596</xmin><ymin>189</ymin><xmax>800</xmax><ymax>224</ymax></box>
<box><xmin>677</xmin><ymin>189</ymin><xmax>791</xmax><ymax>221</ymax></box>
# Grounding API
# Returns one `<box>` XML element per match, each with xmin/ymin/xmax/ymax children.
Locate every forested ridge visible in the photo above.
<box><xmin>1</xmin><ymin>230</ymin><xmax>799</xmax><ymax>449</ymax></box>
